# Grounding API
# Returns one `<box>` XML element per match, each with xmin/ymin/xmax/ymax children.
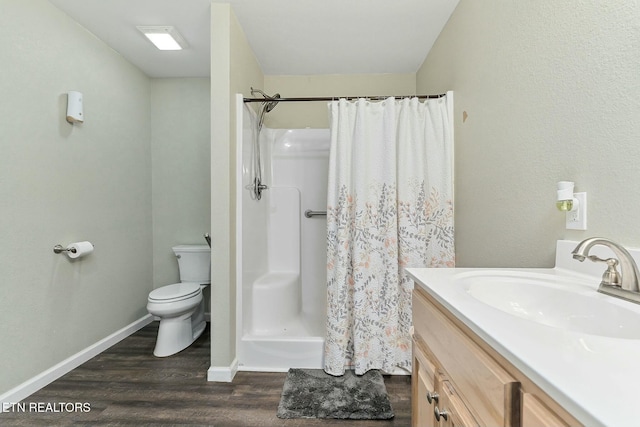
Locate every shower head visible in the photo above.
<box><xmin>251</xmin><ymin>87</ymin><xmax>281</xmax><ymax>113</ymax></box>
<box><xmin>265</xmin><ymin>93</ymin><xmax>280</xmax><ymax>112</ymax></box>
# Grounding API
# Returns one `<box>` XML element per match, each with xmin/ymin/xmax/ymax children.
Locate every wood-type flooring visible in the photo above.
<box><xmin>0</xmin><ymin>322</ymin><xmax>411</xmax><ymax>426</ymax></box>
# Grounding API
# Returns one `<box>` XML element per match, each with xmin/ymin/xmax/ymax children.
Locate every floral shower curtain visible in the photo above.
<box><xmin>324</xmin><ymin>94</ymin><xmax>454</xmax><ymax>376</ymax></box>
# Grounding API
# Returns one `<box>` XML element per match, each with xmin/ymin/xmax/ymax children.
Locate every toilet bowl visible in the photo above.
<box><xmin>147</xmin><ymin>245</ymin><xmax>210</xmax><ymax>357</ymax></box>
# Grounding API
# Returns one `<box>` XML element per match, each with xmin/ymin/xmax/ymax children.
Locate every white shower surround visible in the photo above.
<box><xmin>236</xmin><ymin>96</ymin><xmax>329</xmax><ymax>371</ymax></box>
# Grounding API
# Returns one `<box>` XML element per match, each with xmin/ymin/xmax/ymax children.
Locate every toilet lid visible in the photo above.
<box><xmin>148</xmin><ymin>282</ymin><xmax>201</xmax><ymax>302</ymax></box>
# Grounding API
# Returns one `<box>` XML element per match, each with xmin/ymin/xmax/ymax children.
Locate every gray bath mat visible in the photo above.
<box><xmin>276</xmin><ymin>368</ymin><xmax>394</xmax><ymax>420</ymax></box>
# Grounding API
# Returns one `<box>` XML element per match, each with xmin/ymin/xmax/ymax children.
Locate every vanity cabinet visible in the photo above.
<box><xmin>412</xmin><ymin>287</ymin><xmax>581</xmax><ymax>427</ymax></box>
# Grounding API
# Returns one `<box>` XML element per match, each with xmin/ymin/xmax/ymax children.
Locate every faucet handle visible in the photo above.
<box><xmin>601</xmin><ymin>260</ymin><xmax>622</xmax><ymax>288</ymax></box>
<box><xmin>588</xmin><ymin>255</ymin><xmax>622</xmax><ymax>287</ymax></box>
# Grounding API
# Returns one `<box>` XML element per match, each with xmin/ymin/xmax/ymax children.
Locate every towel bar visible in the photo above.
<box><xmin>304</xmin><ymin>210</ymin><xmax>327</xmax><ymax>218</ymax></box>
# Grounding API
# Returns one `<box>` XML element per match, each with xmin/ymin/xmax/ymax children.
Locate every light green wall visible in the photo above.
<box><xmin>0</xmin><ymin>0</ymin><xmax>152</xmax><ymax>393</ymax></box>
<box><xmin>264</xmin><ymin>74</ymin><xmax>416</xmax><ymax>129</ymax></box>
<box><xmin>151</xmin><ymin>78</ymin><xmax>211</xmax><ymax>289</ymax></box>
<box><xmin>417</xmin><ymin>1</ymin><xmax>640</xmax><ymax>268</ymax></box>
<box><xmin>210</xmin><ymin>3</ymin><xmax>264</xmax><ymax>369</ymax></box>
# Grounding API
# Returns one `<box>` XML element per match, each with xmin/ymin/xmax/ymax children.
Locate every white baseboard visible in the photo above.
<box><xmin>0</xmin><ymin>314</ymin><xmax>153</xmax><ymax>411</ymax></box>
<box><xmin>207</xmin><ymin>358</ymin><xmax>238</xmax><ymax>382</ymax></box>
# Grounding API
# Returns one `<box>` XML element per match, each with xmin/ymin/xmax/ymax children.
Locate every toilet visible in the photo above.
<box><xmin>147</xmin><ymin>244</ymin><xmax>210</xmax><ymax>357</ymax></box>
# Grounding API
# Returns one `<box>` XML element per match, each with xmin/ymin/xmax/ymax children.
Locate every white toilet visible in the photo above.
<box><xmin>147</xmin><ymin>244</ymin><xmax>210</xmax><ymax>357</ymax></box>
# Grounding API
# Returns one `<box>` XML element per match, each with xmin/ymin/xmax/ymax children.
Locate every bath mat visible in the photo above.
<box><xmin>276</xmin><ymin>368</ymin><xmax>394</xmax><ymax>420</ymax></box>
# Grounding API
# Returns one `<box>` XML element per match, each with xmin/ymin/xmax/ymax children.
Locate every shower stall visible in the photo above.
<box><xmin>235</xmin><ymin>94</ymin><xmax>329</xmax><ymax>371</ymax></box>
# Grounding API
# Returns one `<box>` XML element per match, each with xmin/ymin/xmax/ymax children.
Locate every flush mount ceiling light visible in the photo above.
<box><xmin>136</xmin><ymin>26</ymin><xmax>188</xmax><ymax>50</ymax></box>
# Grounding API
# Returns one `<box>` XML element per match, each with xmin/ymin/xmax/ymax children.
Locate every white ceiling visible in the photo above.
<box><xmin>48</xmin><ymin>0</ymin><xmax>459</xmax><ymax>78</ymax></box>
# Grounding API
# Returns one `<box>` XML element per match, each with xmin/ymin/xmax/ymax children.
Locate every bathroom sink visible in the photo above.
<box><xmin>458</xmin><ymin>271</ymin><xmax>640</xmax><ymax>339</ymax></box>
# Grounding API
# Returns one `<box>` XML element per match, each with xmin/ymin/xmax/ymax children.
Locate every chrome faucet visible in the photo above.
<box><xmin>572</xmin><ymin>237</ymin><xmax>640</xmax><ymax>304</ymax></box>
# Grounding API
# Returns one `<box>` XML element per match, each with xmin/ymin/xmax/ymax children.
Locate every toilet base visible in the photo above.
<box><xmin>192</xmin><ymin>320</ymin><xmax>206</xmax><ymax>342</ymax></box>
<box><xmin>153</xmin><ymin>302</ymin><xmax>207</xmax><ymax>357</ymax></box>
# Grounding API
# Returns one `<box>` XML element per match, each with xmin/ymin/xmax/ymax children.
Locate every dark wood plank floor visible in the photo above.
<box><xmin>0</xmin><ymin>322</ymin><xmax>411</xmax><ymax>426</ymax></box>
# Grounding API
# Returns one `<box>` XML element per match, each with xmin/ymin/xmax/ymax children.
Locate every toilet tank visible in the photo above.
<box><xmin>172</xmin><ymin>245</ymin><xmax>211</xmax><ymax>284</ymax></box>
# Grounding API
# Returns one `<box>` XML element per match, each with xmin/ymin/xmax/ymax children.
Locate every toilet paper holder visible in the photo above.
<box><xmin>53</xmin><ymin>244</ymin><xmax>76</xmax><ymax>254</ymax></box>
<box><xmin>53</xmin><ymin>241</ymin><xmax>94</xmax><ymax>259</ymax></box>
<box><xmin>53</xmin><ymin>243</ymin><xmax>95</xmax><ymax>254</ymax></box>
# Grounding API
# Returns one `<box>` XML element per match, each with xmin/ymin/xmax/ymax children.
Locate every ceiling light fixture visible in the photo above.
<box><xmin>136</xmin><ymin>26</ymin><xmax>188</xmax><ymax>50</ymax></box>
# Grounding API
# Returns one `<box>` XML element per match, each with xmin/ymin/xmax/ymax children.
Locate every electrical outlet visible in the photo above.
<box><xmin>566</xmin><ymin>192</ymin><xmax>587</xmax><ymax>230</ymax></box>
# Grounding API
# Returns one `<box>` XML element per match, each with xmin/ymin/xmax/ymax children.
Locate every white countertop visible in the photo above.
<box><xmin>407</xmin><ymin>240</ymin><xmax>640</xmax><ymax>427</ymax></box>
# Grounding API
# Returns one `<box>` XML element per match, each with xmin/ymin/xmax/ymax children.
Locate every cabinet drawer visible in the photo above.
<box><xmin>413</xmin><ymin>289</ymin><xmax>519</xmax><ymax>427</ymax></box>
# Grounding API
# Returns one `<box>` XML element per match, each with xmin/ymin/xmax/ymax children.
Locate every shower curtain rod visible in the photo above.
<box><xmin>243</xmin><ymin>93</ymin><xmax>446</xmax><ymax>103</ymax></box>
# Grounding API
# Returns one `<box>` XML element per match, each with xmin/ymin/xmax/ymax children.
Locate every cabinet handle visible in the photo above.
<box><xmin>434</xmin><ymin>406</ymin><xmax>449</xmax><ymax>421</ymax></box>
<box><xmin>426</xmin><ymin>391</ymin><xmax>439</xmax><ymax>404</ymax></box>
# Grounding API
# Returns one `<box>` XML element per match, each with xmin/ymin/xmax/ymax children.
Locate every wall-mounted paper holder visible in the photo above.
<box><xmin>53</xmin><ymin>241</ymin><xmax>94</xmax><ymax>259</ymax></box>
<box><xmin>54</xmin><ymin>244</ymin><xmax>75</xmax><ymax>254</ymax></box>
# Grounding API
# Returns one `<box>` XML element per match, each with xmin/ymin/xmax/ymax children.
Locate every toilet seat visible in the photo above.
<box><xmin>148</xmin><ymin>282</ymin><xmax>201</xmax><ymax>303</ymax></box>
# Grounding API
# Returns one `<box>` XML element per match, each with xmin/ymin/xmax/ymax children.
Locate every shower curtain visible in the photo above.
<box><xmin>324</xmin><ymin>94</ymin><xmax>454</xmax><ymax>376</ymax></box>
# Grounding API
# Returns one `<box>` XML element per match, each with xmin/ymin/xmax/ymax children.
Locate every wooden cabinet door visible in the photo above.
<box><xmin>522</xmin><ymin>393</ymin><xmax>569</xmax><ymax>427</ymax></box>
<box><xmin>412</xmin><ymin>340</ymin><xmax>438</xmax><ymax>427</ymax></box>
<box><xmin>436</xmin><ymin>380</ymin><xmax>481</xmax><ymax>427</ymax></box>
